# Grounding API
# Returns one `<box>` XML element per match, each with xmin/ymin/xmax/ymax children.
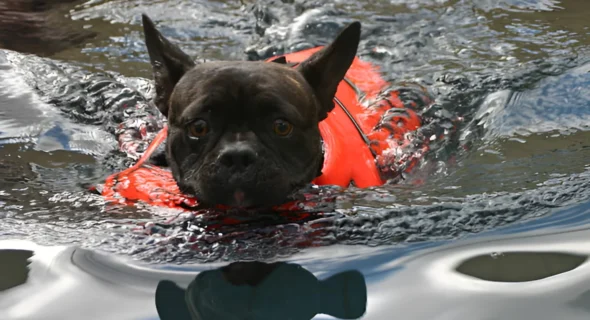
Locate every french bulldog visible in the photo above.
<box><xmin>141</xmin><ymin>14</ymin><xmax>360</xmax><ymax>208</ymax></box>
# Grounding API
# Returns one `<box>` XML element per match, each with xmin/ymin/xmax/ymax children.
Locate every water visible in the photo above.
<box><xmin>4</xmin><ymin>204</ymin><xmax>590</xmax><ymax>319</ymax></box>
<box><xmin>2</xmin><ymin>0</ymin><xmax>590</xmax><ymax>318</ymax></box>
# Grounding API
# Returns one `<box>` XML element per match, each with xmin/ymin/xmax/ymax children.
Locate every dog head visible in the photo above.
<box><xmin>141</xmin><ymin>14</ymin><xmax>361</xmax><ymax>208</ymax></box>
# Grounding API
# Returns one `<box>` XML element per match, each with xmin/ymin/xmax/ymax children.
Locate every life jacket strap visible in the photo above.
<box><xmin>283</xmin><ymin>61</ymin><xmax>375</xmax><ymax>158</ymax></box>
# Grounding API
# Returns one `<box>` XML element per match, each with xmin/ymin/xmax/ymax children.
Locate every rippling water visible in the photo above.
<box><xmin>2</xmin><ymin>0</ymin><xmax>590</xmax><ymax>318</ymax></box>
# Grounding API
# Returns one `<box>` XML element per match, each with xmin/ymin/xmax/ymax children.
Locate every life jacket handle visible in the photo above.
<box><xmin>128</xmin><ymin>126</ymin><xmax>168</xmax><ymax>170</ymax></box>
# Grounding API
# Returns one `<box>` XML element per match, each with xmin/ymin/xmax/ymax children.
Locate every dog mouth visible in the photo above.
<box><xmin>196</xmin><ymin>183</ymin><xmax>294</xmax><ymax>208</ymax></box>
<box><xmin>186</xmin><ymin>157</ymin><xmax>311</xmax><ymax>208</ymax></box>
<box><xmin>200</xmin><ymin>189</ymin><xmax>257</xmax><ymax>208</ymax></box>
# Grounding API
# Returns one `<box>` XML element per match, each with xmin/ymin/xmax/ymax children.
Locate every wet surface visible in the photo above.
<box><xmin>4</xmin><ymin>200</ymin><xmax>590</xmax><ymax>319</ymax></box>
<box><xmin>2</xmin><ymin>0</ymin><xmax>590</xmax><ymax>318</ymax></box>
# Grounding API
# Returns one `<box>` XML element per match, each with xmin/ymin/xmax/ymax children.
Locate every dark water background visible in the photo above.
<box><xmin>2</xmin><ymin>0</ymin><xmax>590</xmax><ymax>319</ymax></box>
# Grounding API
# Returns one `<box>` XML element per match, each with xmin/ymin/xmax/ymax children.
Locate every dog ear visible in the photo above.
<box><xmin>297</xmin><ymin>22</ymin><xmax>361</xmax><ymax>121</ymax></box>
<box><xmin>141</xmin><ymin>14</ymin><xmax>195</xmax><ymax>117</ymax></box>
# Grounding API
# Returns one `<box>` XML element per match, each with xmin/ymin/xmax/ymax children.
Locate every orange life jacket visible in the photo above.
<box><xmin>100</xmin><ymin>47</ymin><xmax>430</xmax><ymax>211</ymax></box>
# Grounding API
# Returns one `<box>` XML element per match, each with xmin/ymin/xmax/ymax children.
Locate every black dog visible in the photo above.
<box><xmin>141</xmin><ymin>14</ymin><xmax>360</xmax><ymax>208</ymax></box>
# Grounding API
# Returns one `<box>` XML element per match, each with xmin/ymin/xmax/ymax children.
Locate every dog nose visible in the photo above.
<box><xmin>219</xmin><ymin>145</ymin><xmax>257</xmax><ymax>169</ymax></box>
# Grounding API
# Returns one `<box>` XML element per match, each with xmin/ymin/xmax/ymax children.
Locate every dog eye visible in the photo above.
<box><xmin>273</xmin><ymin>119</ymin><xmax>293</xmax><ymax>136</ymax></box>
<box><xmin>188</xmin><ymin>120</ymin><xmax>209</xmax><ymax>138</ymax></box>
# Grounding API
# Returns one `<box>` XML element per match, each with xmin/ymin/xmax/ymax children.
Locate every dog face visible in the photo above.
<box><xmin>141</xmin><ymin>14</ymin><xmax>361</xmax><ymax>208</ymax></box>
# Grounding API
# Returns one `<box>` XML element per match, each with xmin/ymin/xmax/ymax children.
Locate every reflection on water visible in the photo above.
<box><xmin>156</xmin><ymin>262</ymin><xmax>366</xmax><ymax>320</ymax></box>
<box><xmin>456</xmin><ymin>252</ymin><xmax>587</xmax><ymax>283</ymax></box>
<box><xmin>0</xmin><ymin>240</ymin><xmax>368</xmax><ymax>320</ymax></box>
<box><xmin>3</xmin><ymin>199</ymin><xmax>590</xmax><ymax>319</ymax></box>
<box><xmin>0</xmin><ymin>250</ymin><xmax>31</xmax><ymax>291</ymax></box>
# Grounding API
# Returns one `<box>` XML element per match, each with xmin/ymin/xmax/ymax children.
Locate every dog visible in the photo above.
<box><xmin>140</xmin><ymin>14</ymin><xmax>362</xmax><ymax>208</ymax></box>
<box><xmin>101</xmin><ymin>14</ymin><xmax>435</xmax><ymax>211</ymax></box>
